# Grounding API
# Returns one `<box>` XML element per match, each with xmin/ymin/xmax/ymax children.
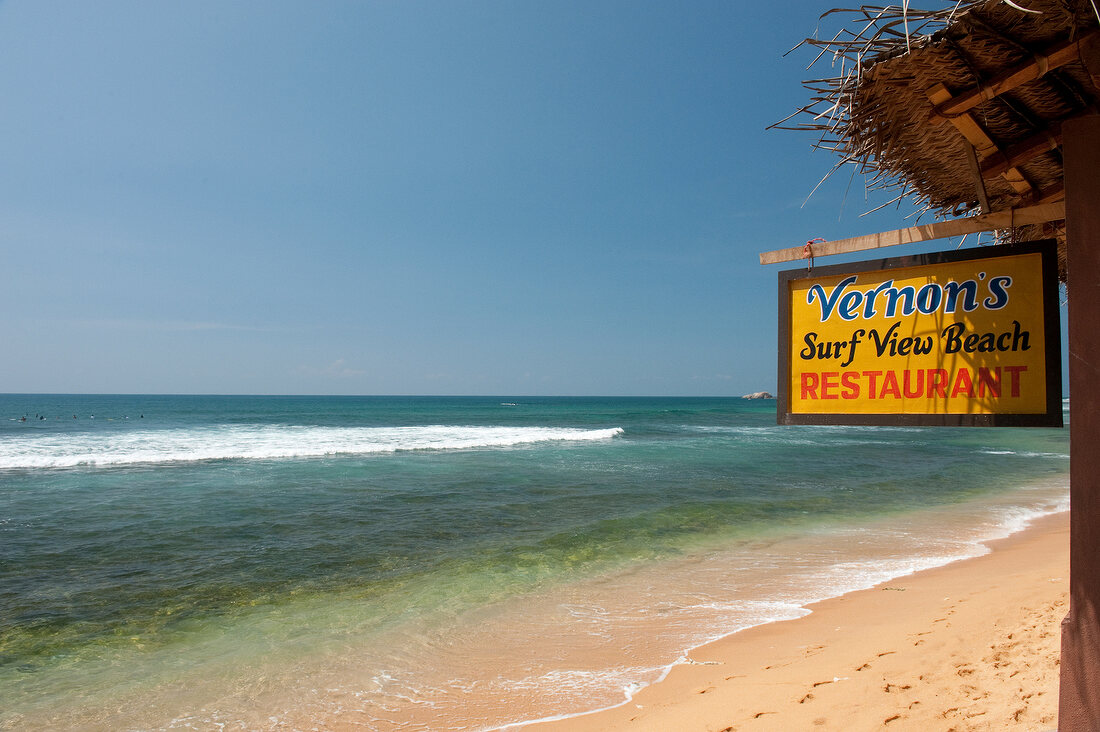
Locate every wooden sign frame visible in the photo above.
<box><xmin>777</xmin><ymin>240</ymin><xmax>1063</xmax><ymax>427</ymax></box>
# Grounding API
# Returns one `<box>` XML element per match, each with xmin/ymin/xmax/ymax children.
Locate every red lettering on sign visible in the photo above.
<box><xmin>978</xmin><ymin>367</ymin><xmax>1000</xmax><ymax>397</ymax></box>
<box><xmin>841</xmin><ymin>371</ymin><xmax>860</xmax><ymax>399</ymax></box>
<box><xmin>928</xmin><ymin>369</ymin><xmax>949</xmax><ymax>398</ymax></box>
<box><xmin>880</xmin><ymin>371</ymin><xmax>901</xmax><ymax>399</ymax></box>
<box><xmin>1005</xmin><ymin>365</ymin><xmax>1027</xmax><ymax>397</ymax></box>
<box><xmin>951</xmin><ymin>369</ymin><xmax>974</xmax><ymax>398</ymax></box>
<box><xmin>801</xmin><ymin>372</ymin><xmax>819</xmax><ymax>399</ymax></box>
<box><xmin>798</xmin><ymin>366</ymin><xmax>1030</xmax><ymax>403</ymax></box>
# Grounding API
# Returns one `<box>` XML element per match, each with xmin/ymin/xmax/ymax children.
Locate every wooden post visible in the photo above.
<box><xmin>1059</xmin><ymin>114</ymin><xmax>1100</xmax><ymax>730</ymax></box>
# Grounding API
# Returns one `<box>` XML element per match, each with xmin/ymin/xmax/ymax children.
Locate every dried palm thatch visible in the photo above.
<box><xmin>775</xmin><ymin>0</ymin><xmax>1100</xmax><ymax>278</ymax></box>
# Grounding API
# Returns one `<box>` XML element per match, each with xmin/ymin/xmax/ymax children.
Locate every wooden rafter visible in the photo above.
<box><xmin>926</xmin><ymin>83</ymin><xmax>1034</xmax><ymax>196</ymax></box>
<box><xmin>928</xmin><ymin>28</ymin><xmax>1099</xmax><ymax>124</ymax></box>
<box><xmin>1034</xmin><ymin>182</ymin><xmax>1065</xmax><ymax>204</ymax></box>
<box><xmin>979</xmin><ymin>125</ymin><xmax>1063</xmax><ymax>178</ymax></box>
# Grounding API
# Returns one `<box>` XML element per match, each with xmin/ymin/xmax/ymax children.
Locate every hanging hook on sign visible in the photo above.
<box><xmin>804</xmin><ymin>238</ymin><xmax>825</xmax><ymax>273</ymax></box>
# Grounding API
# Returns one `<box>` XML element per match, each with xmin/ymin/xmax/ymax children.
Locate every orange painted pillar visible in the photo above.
<box><xmin>1059</xmin><ymin>113</ymin><xmax>1100</xmax><ymax>730</ymax></box>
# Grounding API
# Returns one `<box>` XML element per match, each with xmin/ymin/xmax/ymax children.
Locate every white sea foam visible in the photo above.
<box><xmin>989</xmin><ymin>498</ymin><xmax>1070</xmax><ymax>537</ymax></box>
<box><xmin>493</xmin><ymin>665</ymin><xmax>670</xmax><ymax>731</ymax></box>
<box><xmin>0</xmin><ymin>425</ymin><xmax>625</xmax><ymax>469</ymax></box>
<box><xmin>980</xmin><ymin>449</ymin><xmax>1069</xmax><ymax>458</ymax></box>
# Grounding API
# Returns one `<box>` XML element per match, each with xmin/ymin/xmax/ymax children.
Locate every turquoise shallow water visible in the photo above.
<box><xmin>0</xmin><ymin>395</ymin><xmax>1070</xmax><ymax>729</ymax></box>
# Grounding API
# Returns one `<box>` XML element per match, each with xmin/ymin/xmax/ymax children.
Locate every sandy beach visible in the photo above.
<box><xmin>534</xmin><ymin>510</ymin><xmax>1068</xmax><ymax>732</ymax></box>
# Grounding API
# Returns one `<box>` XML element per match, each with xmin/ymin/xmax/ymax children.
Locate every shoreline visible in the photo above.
<box><xmin>1</xmin><ymin>393</ymin><xmax>1069</xmax><ymax>732</ymax></box>
<box><xmin>529</xmin><ymin>509</ymin><xmax>1068</xmax><ymax>731</ymax></box>
<box><xmin>3</xmin><ymin>497</ymin><xmax>1067</xmax><ymax>732</ymax></box>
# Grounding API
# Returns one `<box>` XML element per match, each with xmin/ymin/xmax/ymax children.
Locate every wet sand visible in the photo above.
<box><xmin>532</xmin><ymin>511</ymin><xmax>1068</xmax><ymax>731</ymax></box>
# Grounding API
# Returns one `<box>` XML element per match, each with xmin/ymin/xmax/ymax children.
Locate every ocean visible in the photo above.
<box><xmin>0</xmin><ymin>395</ymin><xmax>1070</xmax><ymax>730</ymax></box>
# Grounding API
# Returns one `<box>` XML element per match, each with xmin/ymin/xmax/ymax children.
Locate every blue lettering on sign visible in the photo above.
<box><xmin>806</xmin><ymin>274</ymin><xmax>1013</xmax><ymax>322</ymax></box>
<box><xmin>806</xmin><ymin>276</ymin><xmax>858</xmax><ymax>321</ymax></box>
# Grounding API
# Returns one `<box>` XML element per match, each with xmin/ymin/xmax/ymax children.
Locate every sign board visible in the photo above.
<box><xmin>777</xmin><ymin>240</ymin><xmax>1062</xmax><ymax>426</ymax></box>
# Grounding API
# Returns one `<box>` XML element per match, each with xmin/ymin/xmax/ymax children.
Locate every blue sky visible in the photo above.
<box><xmin>0</xmin><ymin>1</ymin><xmax>1057</xmax><ymax>395</ymax></box>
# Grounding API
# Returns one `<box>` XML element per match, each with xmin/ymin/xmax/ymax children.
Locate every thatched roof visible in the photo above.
<box><xmin>777</xmin><ymin>0</ymin><xmax>1100</xmax><ymax>273</ymax></box>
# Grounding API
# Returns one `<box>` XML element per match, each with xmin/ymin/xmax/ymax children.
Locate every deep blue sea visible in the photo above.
<box><xmin>0</xmin><ymin>395</ymin><xmax>1070</xmax><ymax>730</ymax></box>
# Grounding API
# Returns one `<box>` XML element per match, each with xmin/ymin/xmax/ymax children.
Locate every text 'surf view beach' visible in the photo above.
<box><xmin>1</xmin><ymin>395</ymin><xmax>1070</xmax><ymax>729</ymax></box>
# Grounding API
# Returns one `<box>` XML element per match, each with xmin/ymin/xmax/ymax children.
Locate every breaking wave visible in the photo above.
<box><xmin>0</xmin><ymin>425</ymin><xmax>625</xmax><ymax>469</ymax></box>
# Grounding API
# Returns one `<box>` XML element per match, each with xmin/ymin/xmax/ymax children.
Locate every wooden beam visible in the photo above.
<box><xmin>963</xmin><ymin>142</ymin><xmax>991</xmax><ymax>213</ymax></box>
<box><xmin>929</xmin><ymin>29</ymin><xmax>1099</xmax><ymax>123</ymax></box>
<box><xmin>980</xmin><ymin>125</ymin><xmax>1063</xmax><ymax>178</ymax></box>
<box><xmin>758</xmin><ymin>201</ymin><xmax>1066</xmax><ymax>265</ymax></box>
<box><xmin>927</xmin><ymin>84</ymin><xmax>1033</xmax><ymax>196</ymax></box>
<box><xmin>1035</xmin><ymin>182</ymin><xmax>1065</xmax><ymax>205</ymax></box>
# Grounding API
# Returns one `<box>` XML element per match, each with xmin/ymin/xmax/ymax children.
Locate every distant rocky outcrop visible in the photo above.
<box><xmin>741</xmin><ymin>391</ymin><xmax>774</xmax><ymax>400</ymax></box>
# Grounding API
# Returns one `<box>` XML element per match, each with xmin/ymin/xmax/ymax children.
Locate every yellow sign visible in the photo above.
<box><xmin>778</xmin><ymin>241</ymin><xmax>1062</xmax><ymax>426</ymax></box>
